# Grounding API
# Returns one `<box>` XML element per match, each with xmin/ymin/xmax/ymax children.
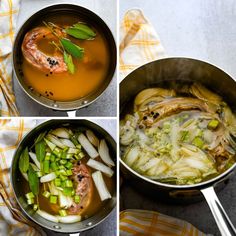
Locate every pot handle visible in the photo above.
<box><xmin>201</xmin><ymin>186</ymin><xmax>236</xmax><ymax>236</ymax></box>
<box><xmin>67</xmin><ymin>110</ymin><xmax>77</xmax><ymax>117</ymax></box>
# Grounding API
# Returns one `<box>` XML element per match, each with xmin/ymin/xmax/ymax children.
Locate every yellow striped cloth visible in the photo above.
<box><xmin>119</xmin><ymin>9</ymin><xmax>166</xmax><ymax>80</ymax></box>
<box><xmin>120</xmin><ymin>210</ymin><xmax>210</xmax><ymax>236</ymax></box>
<box><xmin>0</xmin><ymin>119</ymin><xmax>44</xmax><ymax>236</ymax></box>
<box><xmin>119</xmin><ymin>10</ymin><xmax>210</xmax><ymax>236</ymax></box>
<box><xmin>0</xmin><ymin>0</ymin><xmax>20</xmax><ymax>116</ymax></box>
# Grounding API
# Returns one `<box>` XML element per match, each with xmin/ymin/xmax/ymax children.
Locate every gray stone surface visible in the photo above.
<box><xmin>14</xmin><ymin>0</ymin><xmax>117</xmax><ymax>117</ymax></box>
<box><xmin>120</xmin><ymin>0</ymin><xmax>236</xmax><ymax>235</ymax></box>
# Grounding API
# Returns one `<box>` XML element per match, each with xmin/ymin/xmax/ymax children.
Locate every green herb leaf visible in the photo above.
<box><xmin>19</xmin><ymin>147</ymin><xmax>29</xmax><ymax>173</ymax></box>
<box><xmin>28</xmin><ymin>165</ymin><xmax>39</xmax><ymax>196</ymax></box>
<box><xmin>65</xmin><ymin>28</ymin><xmax>92</xmax><ymax>40</ymax></box>
<box><xmin>73</xmin><ymin>23</ymin><xmax>96</xmax><ymax>37</ymax></box>
<box><xmin>60</xmin><ymin>38</ymin><xmax>84</xmax><ymax>59</ymax></box>
<box><xmin>63</xmin><ymin>51</ymin><xmax>75</xmax><ymax>74</ymax></box>
<box><xmin>35</xmin><ymin>141</ymin><xmax>46</xmax><ymax>162</ymax></box>
<box><xmin>35</xmin><ymin>131</ymin><xmax>47</xmax><ymax>144</ymax></box>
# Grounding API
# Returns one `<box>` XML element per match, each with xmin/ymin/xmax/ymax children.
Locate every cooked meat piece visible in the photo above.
<box><xmin>21</xmin><ymin>26</ymin><xmax>67</xmax><ymax>73</ymax></box>
<box><xmin>67</xmin><ymin>163</ymin><xmax>93</xmax><ymax>215</ymax></box>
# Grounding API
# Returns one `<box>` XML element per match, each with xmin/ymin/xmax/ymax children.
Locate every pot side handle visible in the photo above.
<box><xmin>67</xmin><ymin>111</ymin><xmax>77</xmax><ymax>117</ymax></box>
<box><xmin>201</xmin><ymin>186</ymin><xmax>236</xmax><ymax>236</ymax></box>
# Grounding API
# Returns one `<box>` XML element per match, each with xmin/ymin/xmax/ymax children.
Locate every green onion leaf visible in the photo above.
<box><xmin>63</xmin><ymin>51</ymin><xmax>75</xmax><ymax>74</ymax></box>
<box><xmin>19</xmin><ymin>147</ymin><xmax>29</xmax><ymax>173</ymax></box>
<box><xmin>60</xmin><ymin>38</ymin><xmax>84</xmax><ymax>59</ymax></box>
<box><xmin>35</xmin><ymin>141</ymin><xmax>46</xmax><ymax>162</ymax></box>
<box><xmin>28</xmin><ymin>165</ymin><xmax>39</xmax><ymax>196</ymax></box>
<box><xmin>73</xmin><ymin>23</ymin><xmax>96</xmax><ymax>37</ymax></box>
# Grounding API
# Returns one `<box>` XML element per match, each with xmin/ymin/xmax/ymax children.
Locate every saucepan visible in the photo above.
<box><xmin>13</xmin><ymin>4</ymin><xmax>116</xmax><ymax>117</ymax></box>
<box><xmin>11</xmin><ymin>119</ymin><xmax>117</xmax><ymax>234</ymax></box>
<box><xmin>120</xmin><ymin>58</ymin><xmax>236</xmax><ymax>236</ymax></box>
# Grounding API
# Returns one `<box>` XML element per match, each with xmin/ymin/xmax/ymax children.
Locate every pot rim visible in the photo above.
<box><xmin>120</xmin><ymin>57</ymin><xmax>236</xmax><ymax>190</ymax></box>
<box><xmin>13</xmin><ymin>3</ymin><xmax>117</xmax><ymax>111</ymax></box>
<box><xmin>10</xmin><ymin>119</ymin><xmax>117</xmax><ymax>233</ymax></box>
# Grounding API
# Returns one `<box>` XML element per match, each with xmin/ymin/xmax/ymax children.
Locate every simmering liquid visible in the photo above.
<box><xmin>21</xmin><ymin>15</ymin><xmax>110</xmax><ymax>101</ymax></box>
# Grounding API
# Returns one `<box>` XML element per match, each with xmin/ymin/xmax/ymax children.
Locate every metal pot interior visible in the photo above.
<box><xmin>13</xmin><ymin>4</ymin><xmax>116</xmax><ymax>111</ymax></box>
<box><xmin>11</xmin><ymin>119</ymin><xmax>117</xmax><ymax>233</ymax></box>
<box><xmin>120</xmin><ymin>57</ymin><xmax>236</xmax><ymax>193</ymax></box>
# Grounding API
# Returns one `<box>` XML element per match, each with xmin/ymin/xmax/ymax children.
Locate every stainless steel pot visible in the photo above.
<box><xmin>11</xmin><ymin>119</ymin><xmax>117</xmax><ymax>234</ymax></box>
<box><xmin>120</xmin><ymin>57</ymin><xmax>236</xmax><ymax>236</ymax></box>
<box><xmin>13</xmin><ymin>4</ymin><xmax>116</xmax><ymax>115</ymax></box>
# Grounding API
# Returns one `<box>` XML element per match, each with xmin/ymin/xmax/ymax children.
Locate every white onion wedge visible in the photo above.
<box><xmin>37</xmin><ymin>210</ymin><xmax>59</xmax><ymax>223</ymax></box>
<box><xmin>86</xmin><ymin>130</ymin><xmax>99</xmax><ymax>147</ymax></box>
<box><xmin>87</xmin><ymin>159</ymin><xmax>114</xmax><ymax>177</ymax></box>
<box><xmin>92</xmin><ymin>171</ymin><xmax>111</xmax><ymax>201</ymax></box>
<box><xmin>29</xmin><ymin>152</ymin><xmax>40</xmax><ymax>169</ymax></box>
<box><xmin>47</xmin><ymin>134</ymin><xmax>66</xmax><ymax>149</ymax></box>
<box><xmin>98</xmin><ymin>140</ymin><xmax>115</xmax><ymax>167</ymax></box>
<box><xmin>30</xmin><ymin>163</ymin><xmax>39</xmax><ymax>171</ymax></box>
<box><xmin>44</xmin><ymin>138</ymin><xmax>56</xmax><ymax>151</ymax></box>
<box><xmin>40</xmin><ymin>172</ymin><xmax>56</xmax><ymax>183</ymax></box>
<box><xmin>59</xmin><ymin>191</ymin><xmax>73</xmax><ymax>209</ymax></box>
<box><xmin>51</xmin><ymin>128</ymin><xmax>70</xmax><ymax>139</ymax></box>
<box><xmin>60</xmin><ymin>138</ymin><xmax>76</xmax><ymax>148</ymax></box>
<box><xmin>57</xmin><ymin>215</ymin><xmax>81</xmax><ymax>223</ymax></box>
<box><xmin>78</xmin><ymin>133</ymin><xmax>98</xmax><ymax>158</ymax></box>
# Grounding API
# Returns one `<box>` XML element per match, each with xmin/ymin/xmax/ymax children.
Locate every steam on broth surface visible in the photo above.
<box><xmin>120</xmin><ymin>83</ymin><xmax>236</xmax><ymax>185</ymax></box>
<box><xmin>19</xmin><ymin>126</ymin><xmax>115</xmax><ymax>223</ymax></box>
<box><xmin>21</xmin><ymin>14</ymin><xmax>110</xmax><ymax>101</ymax></box>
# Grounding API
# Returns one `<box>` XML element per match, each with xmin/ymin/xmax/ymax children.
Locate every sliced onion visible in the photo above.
<box><xmin>86</xmin><ymin>130</ymin><xmax>99</xmax><ymax>147</ymax></box>
<box><xmin>57</xmin><ymin>215</ymin><xmax>81</xmax><ymax>223</ymax></box>
<box><xmin>40</xmin><ymin>172</ymin><xmax>56</xmax><ymax>183</ymax></box>
<box><xmin>30</xmin><ymin>163</ymin><xmax>40</xmax><ymax>171</ymax></box>
<box><xmin>98</xmin><ymin>139</ymin><xmax>115</xmax><ymax>167</ymax></box>
<box><xmin>37</xmin><ymin>210</ymin><xmax>59</xmax><ymax>223</ymax></box>
<box><xmin>78</xmin><ymin>133</ymin><xmax>98</xmax><ymax>158</ymax></box>
<box><xmin>47</xmin><ymin>134</ymin><xmax>66</xmax><ymax>149</ymax></box>
<box><xmin>92</xmin><ymin>171</ymin><xmax>111</xmax><ymax>201</ymax></box>
<box><xmin>60</xmin><ymin>138</ymin><xmax>75</xmax><ymax>148</ymax></box>
<box><xmin>29</xmin><ymin>152</ymin><xmax>40</xmax><ymax>169</ymax></box>
<box><xmin>87</xmin><ymin>159</ymin><xmax>114</xmax><ymax>177</ymax></box>
<box><xmin>51</xmin><ymin>128</ymin><xmax>70</xmax><ymax>139</ymax></box>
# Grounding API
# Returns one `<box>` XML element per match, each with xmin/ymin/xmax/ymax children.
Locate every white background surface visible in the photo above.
<box><xmin>14</xmin><ymin>0</ymin><xmax>117</xmax><ymax>117</ymax></box>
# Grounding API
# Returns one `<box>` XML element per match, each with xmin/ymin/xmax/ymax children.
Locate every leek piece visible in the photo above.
<box><xmin>59</xmin><ymin>209</ymin><xmax>67</xmax><ymax>217</ymax></box>
<box><xmin>60</xmin><ymin>159</ymin><xmax>67</xmax><ymax>165</ymax></box>
<box><xmin>50</xmin><ymin>162</ymin><xmax>59</xmax><ymax>171</ymax></box>
<box><xmin>63</xmin><ymin>187</ymin><xmax>73</xmax><ymax>196</ymax></box>
<box><xmin>50</xmin><ymin>195</ymin><xmax>58</xmax><ymax>204</ymax></box>
<box><xmin>25</xmin><ymin>192</ymin><xmax>34</xmax><ymax>199</ymax></box>
<box><xmin>44</xmin><ymin>138</ymin><xmax>56</xmax><ymax>151</ymax></box>
<box><xmin>192</xmin><ymin>137</ymin><xmax>204</xmax><ymax>149</ymax></box>
<box><xmin>42</xmin><ymin>191</ymin><xmax>50</xmax><ymax>198</ymax></box>
<box><xmin>27</xmin><ymin>198</ymin><xmax>34</xmax><ymax>205</ymax></box>
<box><xmin>54</xmin><ymin>178</ymin><xmax>61</xmax><ymax>187</ymax></box>
<box><xmin>65</xmin><ymin>162</ymin><xmax>73</xmax><ymax>169</ymax></box>
<box><xmin>66</xmin><ymin>169</ymin><xmax>73</xmax><ymax>176</ymax></box>
<box><xmin>207</xmin><ymin>119</ymin><xmax>219</xmax><ymax>130</ymax></box>
<box><xmin>45</xmin><ymin>152</ymin><xmax>51</xmax><ymax>161</ymax></box>
<box><xmin>33</xmin><ymin>204</ymin><xmax>38</xmax><ymax>211</ymax></box>
<box><xmin>43</xmin><ymin>160</ymin><xmax>50</xmax><ymax>174</ymax></box>
<box><xmin>65</xmin><ymin>180</ymin><xmax>73</xmax><ymax>188</ymax></box>
<box><xmin>74</xmin><ymin>195</ymin><xmax>80</xmax><ymax>203</ymax></box>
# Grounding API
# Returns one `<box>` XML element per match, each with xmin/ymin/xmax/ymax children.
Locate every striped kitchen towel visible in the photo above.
<box><xmin>119</xmin><ymin>9</ymin><xmax>166</xmax><ymax>80</ymax></box>
<box><xmin>120</xmin><ymin>209</ymin><xmax>210</xmax><ymax>236</ymax></box>
<box><xmin>0</xmin><ymin>119</ymin><xmax>45</xmax><ymax>236</ymax></box>
<box><xmin>0</xmin><ymin>0</ymin><xmax>20</xmax><ymax>116</ymax></box>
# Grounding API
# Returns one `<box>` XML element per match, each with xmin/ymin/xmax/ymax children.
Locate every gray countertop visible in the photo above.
<box><xmin>14</xmin><ymin>0</ymin><xmax>117</xmax><ymax>117</ymax></box>
<box><xmin>120</xmin><ymin>0</ymin><xmax>236</xmax><ymax>235</ymax></box>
